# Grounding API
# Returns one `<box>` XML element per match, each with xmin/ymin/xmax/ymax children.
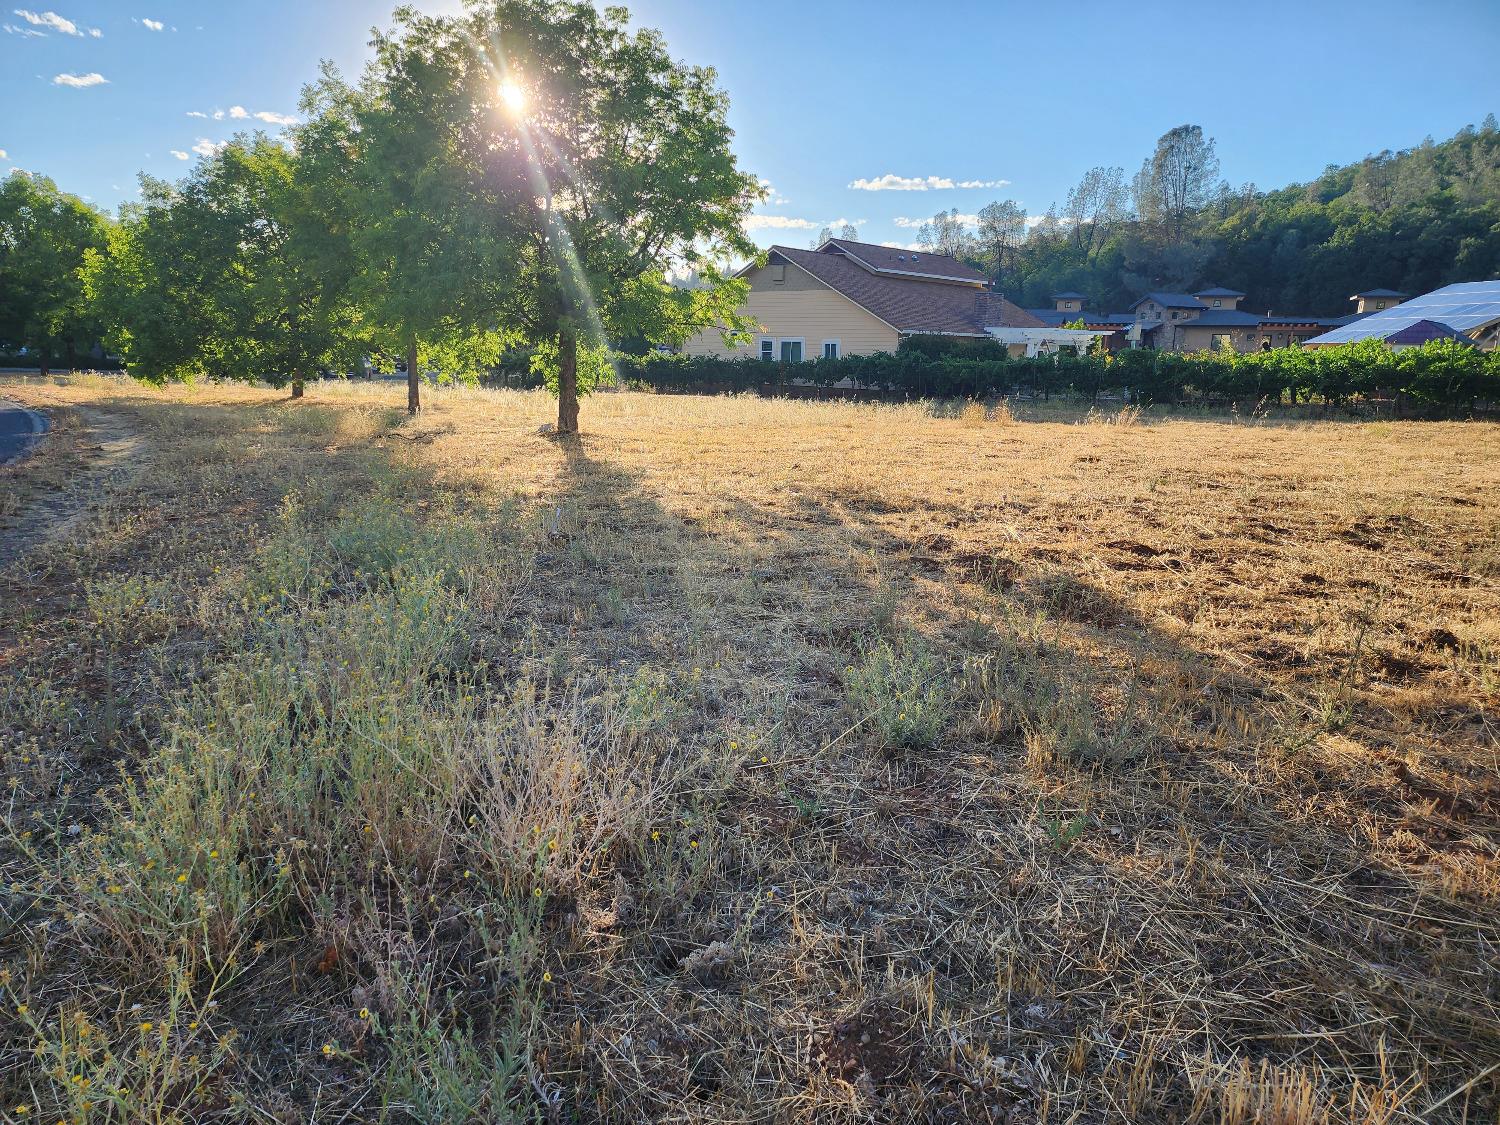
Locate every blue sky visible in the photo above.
<box><xmin>5</xmin><ymin>0</ymin><xmax>1500</xmax><ymax>251</ymax></box>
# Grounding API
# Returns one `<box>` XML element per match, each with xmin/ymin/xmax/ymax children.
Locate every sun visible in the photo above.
<box><xmin>498</xmin><ymin>80</ymin><xmax>526</xmax><ymax>115</ymax></box>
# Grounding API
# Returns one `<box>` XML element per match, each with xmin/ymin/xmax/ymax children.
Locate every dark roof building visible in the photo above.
<box><xmin>1027</xmin><ymin>309</ymin><xmax>1134</xmax><ymax>329</ymax></box>
<box><xmin>684</xmin><ymin>238</ymin><xmax>1047</xmax><ymax>361</ymax></box>
<box><xmin>1383</xmin><ymin>319</ymin><xmax>1475</xmax><ymax>347</ymax></box>
<box><xmin>1185</xmin><ymin>310</ymin><xmax>1263</xmax><ymax>327</ymax></box>
<box><xmin>818</xmin><ymin>237</ymin><xmax>990</xmax><ymax>284</ymax></box>
<box><xmin>1131</xmin><ymin>292</ymin><xmax>1208</xmax><ymax>311</ymax></box>
<box><xmin>1307</xmin><ymin>281</ymin><xmax>1500</xmax><ymax>349</ymax></box>
<box><xmin>770</xmin><ymin>243</ymin><xmax>1041</xmax><ymax>336</ymax></box>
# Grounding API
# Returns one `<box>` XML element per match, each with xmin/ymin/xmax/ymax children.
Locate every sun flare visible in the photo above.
<box><xmin>498</xmin><ymin>79</ymin><xmax>526</xmax><ymax>115</ymax></box>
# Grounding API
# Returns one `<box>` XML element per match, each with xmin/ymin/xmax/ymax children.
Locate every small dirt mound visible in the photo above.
<box><xmin>809</xmin><ymin>1001</ymin><xmax>919</xmax><ymax>1092</ymax></box>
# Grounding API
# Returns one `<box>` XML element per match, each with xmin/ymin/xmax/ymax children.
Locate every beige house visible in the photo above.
<box><xmin>1131</xmin><ymin>288</ymin><xmax>1328</xmax><ymax>353</ymax></box>
<box><xmin>1351</xmin><ymin>289</ymin><xmax>1408</xmax><ymax>315</ymax></box>
<box><xmin>683</xmin><ymin>238</ymin><xmax>1042</xmax><ymax>359</ymax></box>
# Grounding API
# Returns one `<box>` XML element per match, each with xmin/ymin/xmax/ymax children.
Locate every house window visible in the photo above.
<box><xmin>1375</xmin><ymin>301</ymin><xmax>1386</xmax><ymax>310</ymax></box>
<box><xmin>822</xmin><ymin>340</ymin><xmax>840</xmax><ymax>359</ymax></box>
<box><xmin>1211</xmin><ymin>333</ymin><xmax>1231</xmax><ymax>350</ymax></box>
<box><xmin>779</xmin><ymin>339</ymin><xmax>804</xmax><ymax>363</ymax></box>
<box><xmin>759</xmin><ymin>338</ymin><xmax>774</xmax><ymax>361</ymax></box>
<box><xmin>1212</xmin><ymin>299</ymin><xmax>1222</xmax><ymax>308</ymax></box>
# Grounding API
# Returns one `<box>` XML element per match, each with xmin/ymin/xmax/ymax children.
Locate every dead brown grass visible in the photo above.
<box><xmin>1</xmin><ymin>374</ymin><xmax>1496</xmax><ymax>1123</ymax></box>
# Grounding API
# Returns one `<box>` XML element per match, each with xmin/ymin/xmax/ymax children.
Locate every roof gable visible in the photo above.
<box><xmin>1307</xmin><ymin>280</ymin><xmax>1500</xmax><ymax>345</ymax></box>
<box><xmin>819</xmin><ymin>238</ymin><xmax>989</xmax><ymax>284</ymax></box>
<box><xmin>1130</xmin><ymin>292</ymin><xmax>1209</xmax><ymax>311</ymax></box>
<box><xmin>769</xmin><ymin>246</ymin><xmax>1042</xmax><ymax>336</ymax></box>
<box><xmin>1383</xmin><ymin>319</ymin><xmax>1473</xmax><ymax>345</ymax></box>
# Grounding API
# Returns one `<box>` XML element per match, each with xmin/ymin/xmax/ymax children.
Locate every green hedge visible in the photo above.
<box><xmin>613</xmin><ymin>338</ymin><xmax>1500</xmax><ymax>409</ymax></box>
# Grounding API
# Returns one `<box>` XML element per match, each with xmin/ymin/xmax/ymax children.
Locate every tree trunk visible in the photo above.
<box><xmin>406</xmin><ymin>339</ymin><xmax>421</xmax><ymax>415</ymax></box>
<box><xmin>290</xmin><ymin>372</ymin><xmax>305</xmax><ymax>399</ymax></box>
<box><xmin>557</xmin><ymin>327</ymin><xmax>580</xmax><ymax>434</ymax></box>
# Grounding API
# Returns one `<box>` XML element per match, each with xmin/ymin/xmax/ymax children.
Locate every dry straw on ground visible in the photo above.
<box><xmin>0</xmin><ymin>374</ymin><xmax>1496</xmax><ymax>1123</ymax></box>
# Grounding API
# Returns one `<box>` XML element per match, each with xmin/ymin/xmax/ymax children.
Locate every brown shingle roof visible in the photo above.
<box><xmin>773</xmin><ymin>246</ymin><xmax>1042</xmax><ymax>336</ymax></box>
<box><xmin>820</xmin><ymin>237</ymin><xmax>990</xmax><ymax>283</ymax></box>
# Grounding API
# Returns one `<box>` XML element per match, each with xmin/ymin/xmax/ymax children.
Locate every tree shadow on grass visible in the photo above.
<box><xmin>670</xmin><ymin>470</ymin><xmax>1498</xmax><ymax>1117</ymax></box>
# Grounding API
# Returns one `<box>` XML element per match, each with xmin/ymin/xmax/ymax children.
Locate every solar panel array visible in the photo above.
<box><xmin>1305</xmin><ymin>280</ymin><xmax>1500</xmax><ymax>345</ymax></box>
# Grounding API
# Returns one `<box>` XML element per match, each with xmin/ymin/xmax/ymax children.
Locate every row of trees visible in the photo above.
<box><xmin>613</xmin><ymin>338</ymin><xmax>1500</xmax><ymax>410</ymax></box>
<box><xmin>909</xmin><ymin>119</ymin><xmax>1500</xmax><ymax>317</ymax></box>
<box><xmin>2</xmin><ymin>1</ymin><xmax>762</xmax><ymax>431</ymax></box>
<box><xmin>0</xmin><ymin>175</ymin><xmax>111</xmax><ymax>373</ymax></box>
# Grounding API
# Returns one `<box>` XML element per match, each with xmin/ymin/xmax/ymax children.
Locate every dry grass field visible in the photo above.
<box><xmin>1</xmin><ymin>374</ymin><xmax>1497</xmax><ymax>1123</ymax></box>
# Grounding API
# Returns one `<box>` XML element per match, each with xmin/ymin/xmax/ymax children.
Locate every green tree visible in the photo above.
<box><xmin>916</xmin><ymin>208</ymin><xmax>975</xmax><ymax>260</ymax></box>
<box><xmin>459</xmin><ymin>0</ymin><xmax>760</xmax><ymax>431</ymax></box>
<box><xmin>87</xmin><ymin>138</ymin><xmax>362</xmax><ymax>390</ymax></box>
<box><xmin>298</xmin><ymin>9</ymin><xmax>531</xmax><ymax>415</ymax></box>
<box><xmin>975</xmin><ymin>200</ymin><xmax>1026</xmax><ymax>288</ymax></box>
<box><xmin>1133</xmin><ymin>124</ymin><xmax>1223</xmax><ymax>245</ymax></box>
<box><xmin>0</xmin><ymin>172</ymin><xmax>111</xmax><ymax>373</ymax></box>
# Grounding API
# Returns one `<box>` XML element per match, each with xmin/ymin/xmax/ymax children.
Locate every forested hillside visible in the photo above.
<box><xmin>917</xmin><ymin>118</ymin><xmax>1500</xmax><ymax>316</ymax></box>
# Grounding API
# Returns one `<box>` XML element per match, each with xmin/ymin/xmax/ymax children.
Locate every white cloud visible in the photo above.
<box><xmin>14</xmin><ymin>9</ymin><xmax>100</xmax><ymax>36</ymax></box>
<box><xmin>758</xmin><ymin>177</ymin><xmax>789</xmax><ymax>206</ymax></box>
<box><xmin>191</xmin><ymin>137</ymin><xmax>227</xmax><ymax>157</ymax></box>
<box><xmin>141</xmin><ymin>17</ymin><xmax>163</xmax><ymax>30</ymax></box>
<box><xmin>169</xmin><ymin>149</ymin><xmax>188</xmax><ymax>160</ymax></box>
<box><xmin>849</xmin><ymin>173</ymin><xmax>1009</xmax><ymax>192</ymax></box>
<box><xmin>744</xmin><ymin>215</ymin><xmax>819</xmax><ymax>231</ymax></box>
<box><xmin>15</xmin><ymin>8</ymin><xmax>74</xmax><ymax>33</ymax></box>
<box><xmin>880</xmin><ymin>241</ymin><xmax>923</xmax><ymax>251</ymax></box>
<box><xmin>893</xmin><ymin>214</ymin><xmax>979</xmax><ymax>228</ymax></box>
<box><xmin>744</xmin><ymin>215</ymin><xmax>866</xmax><ymax>233</ymax></box>
<box><xmin>52</xmin><ymin>71</ymin><xmax>107</xmax><ymax>87</ymax></box>
<box><xmin>4</xmin><ymin>20</ymin><xmax>44</xmax><ymax>35</ymax></box>
<box><xmin>188</xmin><ymin>106</ymin><xmax>297</xmax><ymax>126</ymax></box>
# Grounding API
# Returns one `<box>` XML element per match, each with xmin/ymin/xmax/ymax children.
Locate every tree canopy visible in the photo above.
<box><xmin>87</xmin><ymin>138</ymin><xmax>363</xmax><ymax>391</ymax></box>
<box><xmin>60</xmin><ymin>0</ymin><xmax>761</xmax><ymax>429</ymax></box>
<box><xmin>450</xmin><ymin>0</ymin><xmax>761</xmax><ymax>430</ymax></box>
<box><xmin>916</xmin><ymin>118</ymin><xmax>1500</xmax><ymax>317</ymax></box>
<box><xmin>0</xmin><ymin>172</ymin><xmax>111</xmax><ymax>373</ymax></box>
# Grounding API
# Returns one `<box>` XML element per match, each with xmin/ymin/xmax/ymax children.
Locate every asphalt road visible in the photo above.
<box><xmin>0</xmin><ymin>402</ymin><xmax>48</xmax><ymax>463</ymax></box>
